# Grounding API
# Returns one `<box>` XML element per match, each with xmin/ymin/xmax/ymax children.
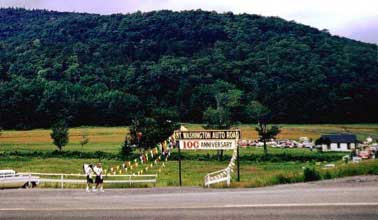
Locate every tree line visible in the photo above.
<box><xmin>0</xmin><ymin>8</ymin><xmax>377</xmax><ymax>129</ymax></box>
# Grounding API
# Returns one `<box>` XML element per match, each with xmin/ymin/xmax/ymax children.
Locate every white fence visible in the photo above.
<box><xmin>204</xmin><ymin>145</ymin><xmax>237</xmax><ymax>187</ymax></box>
<box><xmin>19</xmin><ymin>172</ymin><xmax>157</xmax><ymax>189</ymax></box>
<box><xmin>204</xmin><ymin>168</ymin><xmax>231</xmax><ymax>187</ymax></box>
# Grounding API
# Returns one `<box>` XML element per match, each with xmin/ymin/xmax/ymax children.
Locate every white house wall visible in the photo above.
<box><xmin>322</xmin><ymin>143</ymin><xmax>353</xmax><ymax>152</ymax></box>
<box><xmin>331</xmin><ymin>143</ymin><xmax>338</xmax><ymax>149</ymax></box>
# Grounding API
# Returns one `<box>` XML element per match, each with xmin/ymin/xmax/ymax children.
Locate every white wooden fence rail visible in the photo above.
<box><xmin>19</xmin><ymin>173</ymin><xmax>157</xmax><ymax>189</ymax></box>
<box><xmin>204</xmin><ymin>138</ymin><xmax>238</xmax><ymax>187</ymax></box>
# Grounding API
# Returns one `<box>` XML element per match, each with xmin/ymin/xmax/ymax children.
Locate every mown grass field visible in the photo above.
<box><xmin>1</xmin><ymin>124</ymin><xmax>378</xmax><ymax>153</ymax></box>
<box><xmin>1</xmin><ymin>124</ymin><xmax>378</xmax><ymax>188</ymax></box>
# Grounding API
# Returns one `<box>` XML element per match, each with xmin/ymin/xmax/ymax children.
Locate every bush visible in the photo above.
<box><xmin>303</xmin><ymin>167</ymin><xmax>321</xmax><ymax>182</ymax></box>
<box><xmin>120</xmin><ymin>135</ymin><xmax>133</xmax><ymax>158</ymax></box>
<box><xmin>275</xmin><ymin>174</ymin><xmax>292</xmax><ymax>184</ymax></box>
<box><xmin>168</xmin><ymin>151</ymin><xmax>343</xmax><ymax>162</ymax></box>
<box><xmin>323</xmin><ymin>171</ymin><xmax>332</xmax><ymax>179</ymax></box>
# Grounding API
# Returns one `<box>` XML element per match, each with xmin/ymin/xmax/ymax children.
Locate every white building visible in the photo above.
<box><xmin>319</xmin><ymin>134</ymin><xmax>357</xmax><ymax>152</ymax></box>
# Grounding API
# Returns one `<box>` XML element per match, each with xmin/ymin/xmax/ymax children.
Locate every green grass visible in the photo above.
<box><xmin>1</xmin><ymin>124</ymin><xmax>377</xmax><ymax>188</ymax></box>
<box><xmin>0</xmin><ymin>151</ymin><xmax>376</xmax><ymax>188</ymax></box>
<box><xmin>1</xmin><ymin>124</ymin><xmax>378</xmax><ymax>153</ymax></box>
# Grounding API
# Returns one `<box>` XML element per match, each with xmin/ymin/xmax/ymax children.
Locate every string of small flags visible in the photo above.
<box><xmin>135</xmin><ymin>150</ymin><xmax>170</xmax><ymax>176</ymax></box>
<box><xmin>104</xmin><ymin>144</ymin><xmax>172</xmax><ymax>176</ymax></box>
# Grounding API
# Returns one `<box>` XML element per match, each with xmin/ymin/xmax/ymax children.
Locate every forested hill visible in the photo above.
<box><xmin>0</xmin><ymin>8</ymin><xmax>377</xmax><ymax>129</ymax></box>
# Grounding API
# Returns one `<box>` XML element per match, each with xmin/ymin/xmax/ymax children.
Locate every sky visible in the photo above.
<box><xmin>1</xmin><ymin>0</ymin><xmax>377</xmax><ymax>44</ymax></box>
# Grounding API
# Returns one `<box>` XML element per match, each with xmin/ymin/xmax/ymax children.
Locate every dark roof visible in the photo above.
<box><xmin>320</xmin><ymin>134</ymin><xmax>357</xmax><ymax>143</ymax></box>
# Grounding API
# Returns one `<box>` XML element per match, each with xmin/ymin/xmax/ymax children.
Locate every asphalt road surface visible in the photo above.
<box><xmin>1</xmin><ymin>176</ymin><xmax>378</xmax><ymax>220</ymax></box>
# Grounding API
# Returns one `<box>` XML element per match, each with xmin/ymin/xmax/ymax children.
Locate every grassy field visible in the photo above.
<box><xmin>1</xmin><ymin>124</ymin><xmax>378</xmax><ymax>153</ymax></box>
<box><xmin>1</xmin><ymin>152</ymin><xmax>377</xmax><ymax>188</ymax></box>
<box><xmin>1</xmin><ymin>124</ymin><xmax>377</xmax><ymax>188</ymax></box>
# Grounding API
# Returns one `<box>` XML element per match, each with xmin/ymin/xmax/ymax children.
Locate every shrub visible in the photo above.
<box><xmin>120</xmin><ymin>135</ymin><xmax>133</xmax><ymax>158</ymax></box>
<box><xmin>303</xmin><ymin>167</ymin><xmax>321</xmax><ymax>182</ymax></box>
<box><xmin>323</xmin><ymin>171</ymin><xmax>332</xmax><ymax>179</ymax></box>
<box><xmin>275</xmin><ymin>174</ymin><xmax>292</xmax><ymax>184</ymax></box>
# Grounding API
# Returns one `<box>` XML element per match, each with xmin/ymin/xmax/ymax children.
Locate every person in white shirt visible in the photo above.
<box><xmin>83</xmin><ymin>163</ymin><xmax>95</xmax><ymax>192</ymax></box>
<box><xmin>94</xmin><ymin>162</ymin><xmax>104</xmax><ymax>192</ymax></box>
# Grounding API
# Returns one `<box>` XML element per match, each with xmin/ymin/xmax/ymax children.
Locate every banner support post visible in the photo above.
<box><xmin>237</xmin><ymin>144</ymin><xmax>240</xmax><ymax>182</ymax></box>
<box><xmin>237</xmin><ymin>133</ymin><xmax>240</xmax><ymax>182</ymax></box>
<box><xmin>177</xmin><ymin>141</ymin><xmax>182</xmax><ymax>186</ymax></box>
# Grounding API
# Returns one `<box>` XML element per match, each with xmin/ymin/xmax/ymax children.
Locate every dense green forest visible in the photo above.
<box><xmin>0</xmin><ymin>8</ymin><xmax>377</xmax><ymax>129</ymax></box>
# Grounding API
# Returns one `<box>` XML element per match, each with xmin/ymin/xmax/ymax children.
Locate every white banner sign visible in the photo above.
<box><xmin>176</xmin><ymin>130</ymin><xmax>240</xmax><ymax>140</ymax></box>
<box><xmin>179</xmin><ymin>140</ymin><xmax>236</xmax><ymax>150</ymax></box>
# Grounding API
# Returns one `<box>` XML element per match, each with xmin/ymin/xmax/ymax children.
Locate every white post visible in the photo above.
<box><xmin>129</xmin><ymin>175</ymin><xmax>132</xmax><ymax>187</ymax></box>
<box><xmin>226</xmin><ymin>168</ymin><xmax>231</xmax><ymax>187</ymax></box>
<box><xmin>61</xmin><ymin>174</ymin><xmax>64</xmax><ymax>189</ymax></box>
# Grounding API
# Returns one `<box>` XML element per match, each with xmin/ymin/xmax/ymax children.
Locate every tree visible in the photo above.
<box><xmin>80</xmin><ymin>130</ymin><xmax>89</xmax><ymax>156</ymax></box>
<box><xmin>203</xmin><ymin>80</ymin><xmax>242</xmax><ymax>129</ymax></box>
<box><xmin>130</xmin><ymin>108</ymin><xmax>179</xmax><ymax>151</ymax></box>
<box><xmin>245</xmin><ymin>101</ymin><xmax>270</xmax><ymax>123</ymax></box>
<box><xmin>0</xmin><ymin>127</ymin><xmax>2</xmax><ymax>148</ymax></box>
<box><xmin>203</xmin><ymin>107</ymin><xmax>231</xmax><ymax>129</ymax></box>
<box><xmin>256</xmin><ymin>123</ymin><xmax>281</xmax><ymax>155</ymax></box>
<box><xmin>50</xmin><ymin>120</ymin><xmax>69</xmax><ymax>151</ymax></box>
<box><xmin>120</xmin><ymin>134</ymin><xmax>133</xmax><ymax>157</ymax></box>
<box><xmin>1</xmin><ymin>8</ymin><xmax>377</xmax><ymax>129</ymax></box>
<box><xmin>202</xmin><ymin>80</ymin><xmax>242</xmax><ymax>160</ymax></box>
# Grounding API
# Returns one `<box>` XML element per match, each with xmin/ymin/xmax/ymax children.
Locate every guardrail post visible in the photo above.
<box><xmin>227</xmin><ymin>169</ymin><xmax>231</xmax><ymax>187</ymax></box>
<box><xmin>129</xmin><ymin>175</ymin><xmax>132</xmax><ymax>187</ymax></box>
<box><xmin>61</xmin><ymin>174</ymin><xmax>64</xmax><ymax>189</ymax></box>
<box><xmin>28</xmin><ymin>174</ymin><xmax>31</xmax><ymax>188</ymax></box>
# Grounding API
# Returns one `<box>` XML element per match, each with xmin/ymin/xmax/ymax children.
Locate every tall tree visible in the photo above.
<box><xmin>203</xmin><ymin>80</ymin><xmax>242</xmax><ymax>160</ymax></box>
<box><xmin>245</xmin><ymin>101</ymin><xmax>271</xmax><ymax>123</ymax></box>
<box><xmin>203</xmin><ymin>80</ymin><xmax>242</xmax><ymax>129</ymax></box>
<box><xmin>129</xmin><ymin>109</ymin><xmax>180</xmax><ymax>151</ymax></box>
<box><xmin>256</xmin><ymin>123</ymin><xmax>281</xmax><ymax>155</ymax></box>
<box><xmin>50</xmin><ymin>120</ymin><xmax>69</xmax><ymax>152</ymax></box>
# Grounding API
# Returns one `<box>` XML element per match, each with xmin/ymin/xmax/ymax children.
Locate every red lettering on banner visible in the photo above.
<box><xmin>183</xmin><ymin>141</ymin><xmax>199</xmax><ymax>149</ymax></box>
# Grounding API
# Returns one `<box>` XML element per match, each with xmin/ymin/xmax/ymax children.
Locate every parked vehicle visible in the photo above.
<box><xmin>302</xmin><ymin>141</ymin><xmax>314</xmax><ymax>149</ymax></box>
<box><xmin>358</xmin><ymin>151</ymin><xmax>370</xmax><ymax>159</ymax></box>
<box><xmin>0</xmin><ymin>170</ymin><xmax>39</xmax><ymax>189</ymax></box>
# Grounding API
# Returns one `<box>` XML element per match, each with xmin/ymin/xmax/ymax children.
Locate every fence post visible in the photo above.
<box><xmin>226</xmin><ymin>168</ymin><xmax>231</xmax><ymax>187</ymax></box>
<box><xmin>28</xmin><ymin>174</ymin><xmax>31</xmax><ymax>188</ymax></box>
<box><xmin>61</xmin><ymin>174</ymin><xmax>64</xmax><ymax>189</ymax></box>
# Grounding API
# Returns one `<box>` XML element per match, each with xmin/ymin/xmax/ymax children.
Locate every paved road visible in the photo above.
<box><xmin>1</xmin><ymin>176</ymin><xmax>378</xmax><ymax>220</ymax></box>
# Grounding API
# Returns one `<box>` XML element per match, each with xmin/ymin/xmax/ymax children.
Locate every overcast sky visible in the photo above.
<box><xmin>1</xmin><ymin>0</ymin><xmax>377</xmax><ymax>44</ymax></box>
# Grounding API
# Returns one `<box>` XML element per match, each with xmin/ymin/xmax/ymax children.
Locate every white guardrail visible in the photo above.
<box><xmin>19</xmin><ymin>173</ymin><xmax>157</xmax><ymax>189</ymax></box>
<box><xmin>204</xmin><ymin>144</ymin><xmax>237</xmax><ymax>187</ymax></box>
<box><xmin>204</xmin><ymin>168</ymin><xmax>231</xmax><ymax>187</ymax></box>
